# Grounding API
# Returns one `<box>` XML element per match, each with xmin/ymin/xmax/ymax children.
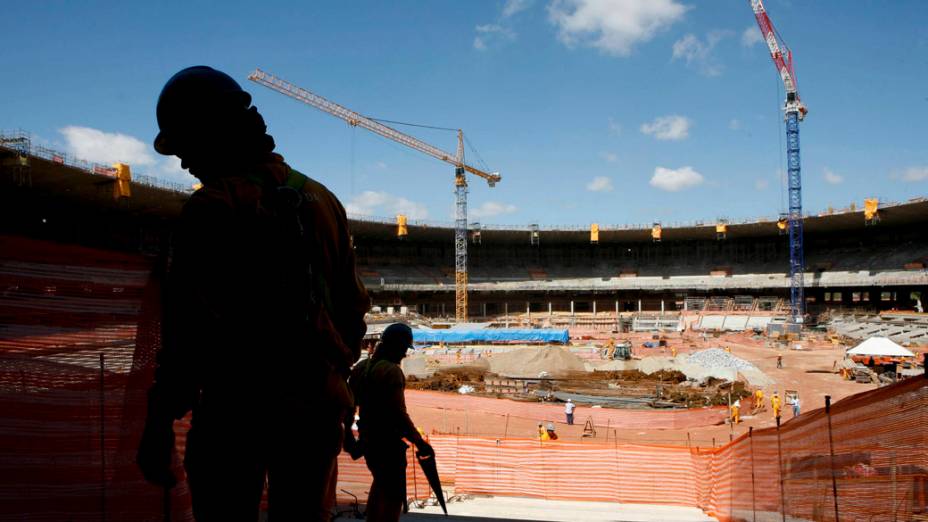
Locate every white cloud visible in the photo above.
<box><xmin>649</xmin><ymin>166</ymin><xmax>704</xmax><ymax>191</ymax></box>
<box><xmin>157</xmin><ymin>155</ymin><xmax>194</xmax><ymax>185</ymax></box>
<box><xmin>672</xmin><ymin>31</ymin><xmax>729</xmax><ymax>76</ymax></box>
<box><xmin>640</xmin><ymin>115</ymin><xmax>691</xmax><ymax>141</ymax></box>
<box><xmin>823</xmin><ymin>167</ymin><xmax>844</xmax><ymax>185</ymax></box>
<box><xmin>469</xmin><ymin>201</ymin><xmax>518</xmax><ymax>219</ymax></box>
<box><xmin>728</xmin><ymin>118</ymin><xmax>742</xmax><ymax>130</ymax></box>
<box><xmin>374</xmin><ymin>161</ymin><xmax>388</xmax><ymax>170</ymax></box>
<box><xmin>502</xmin><ymin>0</ymin><xmax>532</xmax><ymax>18</ymax></box>
<box><xmin>901</xmin><ymin>166</ymin><xmax>928</xmax><ymax>182</ymax></box>
<box><xmin>586</xmin><ymin>176</ymin><xmax>614</xmax><ymax>192</ymax></box>
<box><xmin>345</xmin><ymin>191</ymin><xmax>429</xmax><ymax>220</ymax></box>
<box><xmin>741</xmin><ymin>25</ymin><xmax>764</xmax><ymax>47</ymax></box>
<box><xmin>60</xmin><ymin>126</ymin><xmax>156</xmax><ymax>167</ymax></box>
<box><xmin>754</xmin><ymin>178</ymin><xmax>769</xmax><ymax>190</ymax></box>
<box><xmin>59</xmin><ymin>125</ymin><xmax>196</xmax><ymax>185</ymax></box>
<box><xmin>473</xmin><ymin>23</ymin><xmax>516</xmax><ymax>51</ymax></box>
<box><xmin>548</xmin><ymin>0</ymin><xmax>688</xmax><ymax>56</ymax></box>
<box><xmin>600</xmin><ymin>152</ymin><xmax>618</xmax><ymax>163</ymax></box>
<box><xmin>607</xmin><ymin>117</ymin><xmax>622</xmax><ymax>136</ymax></box>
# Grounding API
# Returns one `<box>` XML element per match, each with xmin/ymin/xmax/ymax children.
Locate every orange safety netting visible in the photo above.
<box><xmin>3</xmin><ymin>234</ymin><xmax>927</xmax><ymax>521</ymax></box>
<box><xmin>0</xmin><ymin>236</ymin><xmax>432</xmax><ymax>521</ymax></box>
<box><xmin>424</xmin><ymin>377</ymin><xmax>928</xmax><ymax>521</ymax></box>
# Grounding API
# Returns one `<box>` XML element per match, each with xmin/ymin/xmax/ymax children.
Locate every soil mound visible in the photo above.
<box><xmin>487</xmin><ymin>346</ymin><xmax>587</xmax><ymax>378</ymax></box>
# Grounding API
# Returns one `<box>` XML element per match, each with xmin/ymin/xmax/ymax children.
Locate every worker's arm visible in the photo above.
<box><xmin>381</xmin><ymin>364</ymin><xmax>431</xmax><ymax>456</ymax></box>
<box><xmin>304</xmin><ymin>176</ymin><xmax>370</xmax><ymax>367</ymax></box>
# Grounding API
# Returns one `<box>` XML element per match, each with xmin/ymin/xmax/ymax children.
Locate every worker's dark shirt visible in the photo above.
<box><xmin>149</xmin><ymin>153</ymin><xmax>369</xmax><ymax>420</ymax></box>
<box><xmin>349</xmin><ymin>358</ymin><xmax>417</xmax><ymax>447</ymax></box>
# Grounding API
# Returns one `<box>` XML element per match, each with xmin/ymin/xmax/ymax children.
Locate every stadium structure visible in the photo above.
<box><xmin>3</xmin><ymin>133</ymin><xmax>927</xmax><ymax>324</ymax></box>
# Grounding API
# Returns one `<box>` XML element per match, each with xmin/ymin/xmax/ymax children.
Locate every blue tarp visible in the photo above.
<box><xmin>412</xmin><ymin>327</ymin><xmax>569</xmax><ymax>344</ymax></box>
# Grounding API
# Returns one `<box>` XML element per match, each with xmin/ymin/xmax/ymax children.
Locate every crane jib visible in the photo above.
<box><xmin>247</xmin><ymin>69</ymin><xmax>500</xmax><ymax>186</ymax></box>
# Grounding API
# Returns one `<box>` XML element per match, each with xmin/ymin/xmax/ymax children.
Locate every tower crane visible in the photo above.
<box><xmin>248</xmin><ymin>69</ymin><xmax>501</xmax><ymax>323</ymax></box>
<box><xmin>750</xmin><ymin>0</ymin><xmax>808</xmax><ymax>325</ymax></box>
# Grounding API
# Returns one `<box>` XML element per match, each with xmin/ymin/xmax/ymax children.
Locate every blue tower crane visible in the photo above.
<box><xmin>751</xmin><ymin>0</ymin><xmax>808</xmax><ymax>325</ymax></box>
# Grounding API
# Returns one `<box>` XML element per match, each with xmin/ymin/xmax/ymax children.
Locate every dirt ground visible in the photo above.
<box><xmin>405</xmin><ymin>332</ymin><xmax>882</xmax><ymax>447</ymax></box>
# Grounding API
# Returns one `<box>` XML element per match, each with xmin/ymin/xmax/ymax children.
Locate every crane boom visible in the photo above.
<box><xmin>248</xmin><ymin>68</ymin><xmax>500</xmax><ymax>322</ymax></box>
<box><xmin>750</xmin><ymin>0</ymin><xmax>807</xmax><ymax>325</ymax></box>
<box><xmin>248</xmin><ymin>69</ymin><xmax>500</xmax><ymax>186</ymax></box>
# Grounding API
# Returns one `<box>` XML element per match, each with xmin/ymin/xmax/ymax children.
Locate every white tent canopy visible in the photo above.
<box><xmin>846</xmin><ymin>337</ymin><xmax>915</xmax><ymax>357</ymax></box>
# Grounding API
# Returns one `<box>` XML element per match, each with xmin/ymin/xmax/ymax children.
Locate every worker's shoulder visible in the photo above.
<box><xmin>370</xmin><ymin>359</ymin><xmax>404</xmax><ymax>383</ymax></box>
<box><xmin>297</xmin><ymin>170</ymin><xmax>342</xmax><ymax>210</ymax></box>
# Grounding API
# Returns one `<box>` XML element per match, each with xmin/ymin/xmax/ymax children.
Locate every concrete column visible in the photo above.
<box><xmin>661</xmin><ymin>299</ymin><xmax>665</xmax><ymax>315</ymax></box>
<box><xmin>482</xmin><ymin>302</ymin><xmax>487</xmax><ymax>317</ymax></box>
<box><xmin>593</xmin><ymin>300</ymin><xmax>597</xmax><ymax>315</ymax></box>
<box><xmin>504</xmin><ymin>302</ymin><xmax>509</xmax><ymax>327</ymax></box>
<box><xmin>615</xmin><ymin>300</ymin><xmax>619</xmax><ymax>316</ymax></box>
<box><xmin>526</xmin><ymin>302</ymin><xmax>531</xmax><ymax>322</ymax></box>
<box><xmin>548</xmin><ymin>302</ymin><xmax>553</xmax><ymax>316</ymax></box>
<box><xmin>638</xmin><ymin>299</ymin><xmax>642</xmax><ymax>313</ymax></box>
<box><xmin>441</xmin><ymin>303</ymin><xmax>445</xmax><ymax>316</ymax></box>
<box><xmin>570</xmin><ymin>300</ymin><xmax>575</xmax><ymax>316</ymax></box>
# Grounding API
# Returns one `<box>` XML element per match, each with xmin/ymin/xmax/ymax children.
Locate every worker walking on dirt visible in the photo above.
<box><xmin>546</xmin><ymin>422</ymin><xmax>559</xmax><ymax>440</ymax></box>
<box><xmin>347</xmin><ymin>323</ymin><xmax>434</xmax><ymax>522</ymax></box>
<box><xmin>730</xmin><ymin>399</ymin><xmax>741</xmax><ymax>425</ymax></box>
<box><xmin>771</xmin><ymin>391</ymin><xmax>782</xmax><ymax>419</ymax></box>
<box><xmin>137</xmin><ymin>66</ymin><xmax>369</xmax><ymax>521</ymax></box>
<box><xmin>792</xmin><ymin>395</ymin><xmax>801</xmax><ymax>418</ymax></box>
<box><xmin>754</xmin><ymin>389</ymin><xmax>765</xmax><ymax>412</ymax></box>
<box><xmin>777</xmin><ymin>353</ymin><xmax>783</xmax><ymax>369</ymax></box>
<box><xmin>564</xmin><ymin>399</ymin><xmax>575</xmax><ymax>425</ymax></box>
<box><xmin>537</xmin><ymin>424</ymin><xmax>550</xmax><ymax>441</ymax></box>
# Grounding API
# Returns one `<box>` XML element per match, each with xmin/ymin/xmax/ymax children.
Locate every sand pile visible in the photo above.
<box><xmin>488</xmin><ymin>346</ymin><xmax>587</xmax><ymax>378</ymax></box>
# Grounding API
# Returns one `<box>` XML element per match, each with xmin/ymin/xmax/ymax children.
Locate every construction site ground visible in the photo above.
<box><xmin>398</xmin><ymin>497</ymin><xmax>717</xmax><ymax>521</ymax></box>
<box><xmin>405</xmin><ymin>330</ymin><xmax>885</xmax><ymax>447</ymax></box>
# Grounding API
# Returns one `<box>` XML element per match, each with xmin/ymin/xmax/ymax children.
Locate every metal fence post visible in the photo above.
<box><xmin>749</xmin><ymin>426</ymin><xmax>756</xmax><ymax>522</ymax></box>
<box><xmin>99</xmin><ymin>353</ymin><xmax>106</xmax><ymax>522</ymax></box>
<box><xmin>776</xmin><ymin>416</ymin><xmax>786</xmax><ymax>522</ymax></box>
<box><xmin>825</xmin><ymin>395</ymin><xmax>840</xmax><ymax>522</ymax></box>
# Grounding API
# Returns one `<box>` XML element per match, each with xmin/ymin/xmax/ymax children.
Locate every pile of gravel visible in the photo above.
<box><xmin>686</xmin><ymin>348</ymin><xmax>757</xmax><ymax>371</ymax></box>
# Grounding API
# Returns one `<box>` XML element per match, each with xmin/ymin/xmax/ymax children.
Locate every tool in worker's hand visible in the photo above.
<box><xmin>416</xmin><ymin>450</ymin><xmax>447</xmax><ymax>515</ymax></box>
<box><xmin>162</xmin><ymin>485</ymin><xmax>172</xmax><ymax>522</ymax></box>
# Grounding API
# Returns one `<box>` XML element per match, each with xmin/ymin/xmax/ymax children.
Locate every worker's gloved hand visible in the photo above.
<box><xmin>137</xmin><ymin>419</ymin><xmax>177</xmax><ymax>487</ymax></box>
<box><xmin>415</xmin><ymin>439</ymin><xmax>435</xmax><ymax>460</ymax></box>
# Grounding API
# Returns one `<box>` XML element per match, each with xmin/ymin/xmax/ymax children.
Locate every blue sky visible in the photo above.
<box><xmin>2</xmin><ymin>0</ymin><xmax>926</xmax><ymax>226</ymax></box>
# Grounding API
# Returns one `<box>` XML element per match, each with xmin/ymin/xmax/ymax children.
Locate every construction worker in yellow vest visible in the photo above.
<box><xmin>754</xmin><ymin>389</ymin><xmax>765</xmax><ymax>412</ymax></box>
<box><xmin>537</xmin><ymin>423</ymin><xmax>550</xmax><ymax>441</ymax></box>
<box><xmin>730</xmin><ymin>399</ymin><xmax>741</xmax><ymax>425</ymax></box>
<box><xmin>771</xmin><ymin>391</ymin><xmax>782</xmax><ymax>419</ymax></box>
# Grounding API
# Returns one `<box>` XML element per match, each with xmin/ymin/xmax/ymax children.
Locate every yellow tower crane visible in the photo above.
<box><xmin>248</xmin><ymin>69</ymin><xmax>501</xmax><ymax>322</ymax></box>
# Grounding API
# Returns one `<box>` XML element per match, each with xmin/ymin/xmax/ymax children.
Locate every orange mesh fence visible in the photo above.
<box><xmin>423</xmin><ymin>377</ymin><xmax>928</xmax><ymax>522</ymax></box>
<box><xmin>0</xmin><ymin>236</ymin><xmax>435</xmax><ymax>520</ymax></box>
<box><xmin>407</xmin><ymin>389</ymin><xmax>728</xmax><ymax>430</ymax></box>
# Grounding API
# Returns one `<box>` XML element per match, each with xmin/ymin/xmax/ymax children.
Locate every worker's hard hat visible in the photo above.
<box><xmin>381</xmin><ymin>323</ymin><xmax>414</xmax><ymax>350</ymax></box>
<box><xmin>546</xmin><ymin>423</ymin><xmax>555</xmax><ymax>431</ymax></box>
<box><xmin>154</xmin><ymin>66</ymin><xmax>252</xmax><ymax>155</ymax></box>
<box><xmin>566</xmin><ymin>399</ymin><xmax>572</xmax><ymax>402</ymax></box>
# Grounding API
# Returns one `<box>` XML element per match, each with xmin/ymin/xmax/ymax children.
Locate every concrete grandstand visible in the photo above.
<box><xmin>3</xmin><ymin>135</ymin><xmax>926</xmax><ymax>323</ymax></box>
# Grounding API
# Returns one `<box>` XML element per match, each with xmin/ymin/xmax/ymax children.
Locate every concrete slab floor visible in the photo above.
<box><xmin>392</xmin><ymin>496</ymin><xmax>718</xmax><ymax>522</ymax></box>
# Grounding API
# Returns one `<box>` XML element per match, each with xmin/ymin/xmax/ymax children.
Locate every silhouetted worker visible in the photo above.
<box><xmin>347</xmin><ymin>323</ymin><xmax>433</xmax><ymax>522</ymax></box>
<box><xmin>136</xmin><ymin>66</ymin><xmax>370</xmax><ymax>521</ymax></box>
